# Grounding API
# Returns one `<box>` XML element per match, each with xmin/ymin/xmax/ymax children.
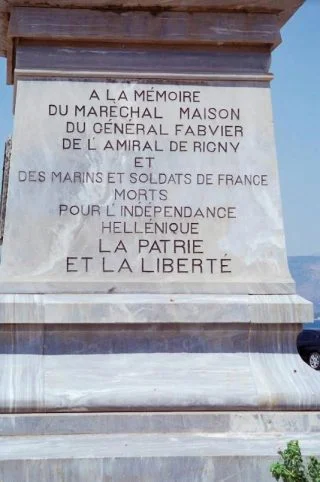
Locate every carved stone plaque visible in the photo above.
<box><xmin>0</xmin><ymin>80</ymin><xmax>293</xmax><ymax>293</ymax></box>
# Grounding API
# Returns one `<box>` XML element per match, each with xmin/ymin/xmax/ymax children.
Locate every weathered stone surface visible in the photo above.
<box><xmin>0</xmin><ymin>456</ymin><xmax>286</xmax><ymax>482</ymax></box>
<box><xmin>0</xmin><ymin>322</ymin><xmax>319</xmax><ymax>412</ymax></box>
<box><xmin>9</xmin><ymin>8</ymin><xmax>280</xmax><ymax>46</ymax></box>
<box><xmin>0</xmin><ymin>293</ymin><xmax>312</xmax><ymax>324</ymax></box>
<box><xmin>2</xmin><ymin>411</ymin><xmax>320</xmax><ymax>436</ymax></box>
<box><xmin>0</xmin><ymin>0</ymin><xmax>304</xmax><ymax>58</ymax></box>
<box><xmin>0</xmin><ymin>411</ymin><xmax>319</xmax><ymax>482</ymax></box>
<box><xmin>0</xmin><ymin>138</ymin><xmax>11</xmax><ymax>243</ymax></box>
<box><xmin>0</xmin><ymin>80</ymin><xmax>296</xmax><ymax>295</ymax></box>
<box><xmin>0</xmin><ymin>11</ymin><xmax>7</xmax><ymax>56</ymax></box>
<box><xmin>0</xmin><ymin>4</ymin><xmax>314</xmax><ymax>481</ymax></box>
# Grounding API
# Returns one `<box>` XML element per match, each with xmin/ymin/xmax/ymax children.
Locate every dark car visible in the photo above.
<box><xmin>297</xmin><ymin>329</ymin><xmax>320</xmax><ymax>370</ymax></box>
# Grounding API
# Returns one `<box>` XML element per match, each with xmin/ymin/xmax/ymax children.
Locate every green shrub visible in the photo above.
<box><xmin>270</xmin><ymin>440</ymin><xmax>320</xmax><ymax>482</ymax></box>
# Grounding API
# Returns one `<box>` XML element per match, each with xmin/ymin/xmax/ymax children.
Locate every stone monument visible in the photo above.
<box><xmin>0</xmin><ymin>1</ymin><xmax>319</xmax><ymax>480</ymax></box>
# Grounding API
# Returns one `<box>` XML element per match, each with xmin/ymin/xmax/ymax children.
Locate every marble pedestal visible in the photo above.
<box><xmin>0</xmin><ymin>1</ymin><xmax>318</xmax><ymax>480</ymax></box>
<box><xmin>1</xmin><ymin>412</ymin><xmax>320</xmax><ymax>482</ymax></box>
<box><xmin>0</xmin><ymin>293</ymin><xmax>317</xmax><ymax>413</ymax></box>
<box><xmin>0</xmin><ymin>294</ymin><xmax>318</xmax><ymax>482</ymax></box>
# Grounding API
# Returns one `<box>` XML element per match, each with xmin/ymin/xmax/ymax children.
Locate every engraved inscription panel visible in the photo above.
<box><xmin>0</xmin><ymin>81</ymin><xmax>291</xmax><ymax>293</ymax></box>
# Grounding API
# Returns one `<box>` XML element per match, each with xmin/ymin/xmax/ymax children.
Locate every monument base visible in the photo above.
<box><xmin>1</xmin><ymin>412</ymin><xmax>320</xmax><ymax>481</ymax></box>
<box><xmin>0</xmin><ymin>293</ymin><xmax>318</xmax><ymax>411</ymax></box>
<box><xmin>1</xmin><ymin>293</ymin><xmax>319</xmax><ymax>481</ymax></box>
<box><xmin>0</xmin><ymin>292</ymin><xmax>312</xmax><ymax>324</ymax></box>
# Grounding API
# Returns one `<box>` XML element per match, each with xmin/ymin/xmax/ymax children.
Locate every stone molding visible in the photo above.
<box><xmin>0</xmin><ymin>293</ymin><xmax>312</xmax><ymax>324</ymax></box>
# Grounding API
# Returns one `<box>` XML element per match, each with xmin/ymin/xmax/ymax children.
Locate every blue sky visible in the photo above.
<box><xmin>272</xmin><ymin>0</ymin><xmax>320</xmax><ymax>256</ymax></box>
<box><xmin>0</xmin><ymin>1</ymin><xmax>319</xmax><ymax>256</ymax></box>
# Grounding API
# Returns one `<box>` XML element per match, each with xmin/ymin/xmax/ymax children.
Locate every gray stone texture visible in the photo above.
<box><xmin>0</xmin><ymin>322</ymin><xmax>319</xmax><ymax>412</ymax></box>
<box><xmin>1</xmin><ymin>411</ymin><xmax>320</xmax><ymax>436</ymax></box>
<box><xmin>0</xmin><ymin>2</ymin><xmax>317</xmax><ymax>481</ymax></box>
<box><xmin>0</xmin><ymin>412</ymin><xmax>320</xmax><ymax>482</ymax></box>
<box><xmin>0</xmin><ymin>0</ymin><xmax>304</xmax><ymax>57</ymax></box>
<box><xmin>0</xmin><ymin>137</ymin><xmax>11</xmax><ymax>243</ymax></box>
<box><xmin>0</xmin><ymin>293</ymin><xmax>312</xmax><ymax>323</ymax></box>
<box><xmin>0</xmin><ymin>81</ymin><xmax>296</xmax><ymax>296</ymax></box>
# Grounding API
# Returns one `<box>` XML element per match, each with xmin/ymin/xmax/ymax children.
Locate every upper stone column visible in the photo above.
<box><xmin>0</xmin><ymin>0</ymin><xmax>303</xmax><ymax>83</ymax></box>
<box><xmin>0</xmin><ymin>0</ymin><xmax>309</xmax><ymax>302</ymax></box>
